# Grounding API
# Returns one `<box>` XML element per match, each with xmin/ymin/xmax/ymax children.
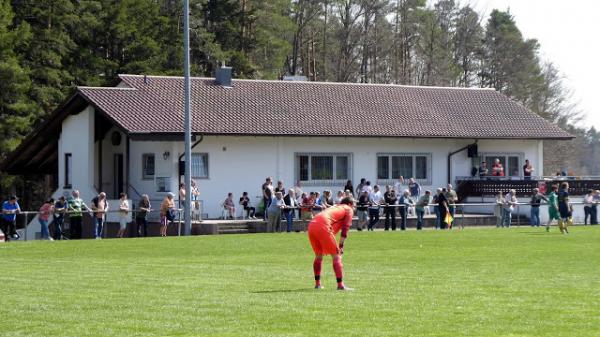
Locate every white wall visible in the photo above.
<box><xmin>128</xmin><ymin>136</ymin><xmax>542</xmax><ymax>218</ymax></box>
<box><xmin>56</xmin><ymin>106</ymin><xmax>96</xmax><ymax>202</ymax></box>
<box><xmin>27</xmin><ymin>106</ymin><xmax>97</xmax><ymax>239</ymax></box>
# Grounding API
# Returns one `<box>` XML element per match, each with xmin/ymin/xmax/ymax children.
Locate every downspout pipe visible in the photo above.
<box><xmin>447</xmin><ymin>142</ymin><xmax>476</xmax><ymax>184</ymax></box>
<box><xmin>178</xmin><ymin>135</ymin><xmax>204</xmax><ymax>184</ymax></box>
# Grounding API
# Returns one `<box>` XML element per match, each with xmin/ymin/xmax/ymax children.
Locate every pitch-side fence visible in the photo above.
<box><xmin>7</xmin><ymin>201</ymin><xmax>593</xmax><ymax>241</ymax></box>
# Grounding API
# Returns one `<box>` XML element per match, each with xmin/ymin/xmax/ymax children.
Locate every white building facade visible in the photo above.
<box><xmin>4</xmin><ymin>73</ymin><xmax>571</xmax><ymax>221</ymax></box>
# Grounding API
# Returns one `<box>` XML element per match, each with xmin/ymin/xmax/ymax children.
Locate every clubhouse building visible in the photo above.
<box><xmin>3</xmin><ymin>69</ymin><xmax>572</xmax><ymax>219</ymax></box>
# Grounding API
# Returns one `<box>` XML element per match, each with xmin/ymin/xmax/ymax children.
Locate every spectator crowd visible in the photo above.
<box><xmin>1</xmin><ymin>159</ymin><xmax>596</xmax><ymax>241</ymax></box>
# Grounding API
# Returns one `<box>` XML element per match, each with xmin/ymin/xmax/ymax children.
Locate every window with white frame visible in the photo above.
<box><xmin>377</xmin><ymin>153</ymin><xmax>431</xmax><ymax>184</ymax></box>
<box><xmin>191</xmin><ymin>153</ymin><xmax>209</xmax><ymax>178</ymax></box>
<box><xmin>142</xmin><ymin>153</ymin><xmax>155</xmax><ymax>180</ymax></box>
<box><xmin>296</xmin><ymin>153</ymin><xmax>351</xmax><ymax>185</ymax></box>
<box><xmin>482</xmin><ymin>153</ymin><xmax>523</xmax><ymax>177</ymax></box>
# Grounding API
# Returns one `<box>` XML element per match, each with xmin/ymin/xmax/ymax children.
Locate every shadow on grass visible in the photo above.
<box><xmin>250</xmin><ymin>288</ymin><xmax>315</xmax><ymax>294</ymax></box>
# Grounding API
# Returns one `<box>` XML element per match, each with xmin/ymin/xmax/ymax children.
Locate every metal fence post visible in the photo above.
<box><xmin>461</xmin><ymin>205</ymin><xmax>465</xmax><ymax>229</ymax></box>
<box><xmin>23</xmin><ymin>212</ymin><xmax>28</xmax><ymax>241</ymax></box>
<box><xmin>517</xmin><ymin>204</ymin><xmax>520</xmax><ymax>227</ymax></box>
<box><xmin>178</xmin><ymin>209</ymin><xmax>182</xmax><ymax>236</ymax></box>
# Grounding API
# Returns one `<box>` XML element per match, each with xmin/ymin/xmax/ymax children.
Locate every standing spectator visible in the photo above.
<box><xmin>38</xmin><ymin>198</ymin><xmax>54</xmax><ymax>240</ymax></box>
<box><xmin>53</xmin><ymin>196</ymin><xmax>67</xmax><ymax>240</ymax></box>
<box><xmin>494</xmin><ymin>192</ymin><xmax>504</xmax><ymax>227</ymax></box>
<box><xmin>407</xmin><ymin>178</ymin><xmax>420</xmax><ymax>216</ymax></box>
<box><xmin>491</xmin><ymin>158</ymin><xmax>505</xmax><ymax>177</ymax></box>
<box><xmin>312</xmin><ymin>192</ymin><xmax>324</xmax><ymax>216</ymax></box>
<box><xmin>362</xmin><ymin>181</ymin><xmax>373</xmax><ymax>194</ymax></box>
<box><xmin>523</xmin><ymin>159</ymin><xmax>534</xmax><ymax>180</ymax></box>
<box><xmin>398</xmin><ymin>190</ymin><xmax>414</xmax><ymax>231</ymax></box>
<box><xmin>415</xmin><ymin>191</ymin><xmax>431</xmax><ymax>230</ymax></box>
<box><xmin>501</xmin><ymin>189</ymin><xmax>517</xmax><ymax>228</ymax></box>
<box><xmin>275</xmin><ymin>181</ymin><xmax>286</xmax><ymax>194</ymax></box>
<box><xmin>445</xmin><ymin>184</ymin><xmax>458</xmax><ymax>228</ymax></box>
<box><xmin>191</xmin><ymin>180</ymin><xmax>200</xmax><ymax>199</ymax></box>
<box><xmin>293</xmin><ymin>181</ymin><xmax>304</xmax><ymax>219</ymax></box>
<box><xmin>432</xmin><ymin>189</ymin><xmax>441</xmax><ymax>229</ymax></box>
<box><xmin>408</xmin><ymin>178</ymin><xmax>421</xmax><ymax>200</ymax></box>
<box><xmin>1</xmin><ymin>195</ymin><xmax>20</xmax><ymax>241</ymax></box>
<box><xmin>368</xmin><ymin>185</ymin><xmax>382</xmax><ymax>231</ymax></box>
<box><xmin>117</xmin><ymin>193</ymin><xmax>129</xmax><ymax>238</ymax></box>
<box><xmin>262</xmin><ymin>177</ymin><xmax>274</xmax><ymax>220</ymax></box>
<box><xmin>334</xmin><ymin>190</ymin><xmax>345</xmax><ymax>204</ymax></box>
<box><xmin>437</xmin><ymin>189</ymin><xmax>450</xmax><ymax>229</ymax></box>
<box><xmin>178</xmin><ymin>183</ymin><xmax>186</xmax><ymax>209</ymax></box>
<box><xmin>383</xmin><ymin>185</ymin><xmax>397</xmax><ymax>231</ymax></box>
<box><xmin>478</xmin><ymin>161</ymin><xmax>489</xmax><ymax>177</ymax></box>
<box><xmin>557</xmin><ymin>182</ymin><xmax>572</xmax><ymax>234</ymax></box>
<box><xmin>239</xmin><ymin>192</ymin><xmax>256</xmax><ymax>219</ymax></box>
<box><xmin>283</xmin><ymin>189</ymin><xmax>297</xmax><ymax>232</ymax></box>
<box><xmin>191</xmin><ymin>180</ymin><xmax>200</xmax><ymax>220</ymax></box>
<box><xmin>530</xmin><ymin>188</ymin><xmax>548</xmax><ymax>227</ymax></box>
<box><xmin>344</xmin><ymin>180</ymin><xmax>354</xmax><ymax>197</ymax></box>
<box><xmin>91</xmin><ymin>192</ymin><xmax>108</xmax><ymax>239</ymax></box>
<box><xmin>293</xmin><ymin>180</ymin><xmax>304</xmax><ymax>198</ymax></box>
<box><xmin>321</xmin><ymin>190</ymin><xmax>333</xmax><ymax>209</ymax></box>
<box><xmin>68</xmin><ymin>190</ymin><xmax>88</xmax><ymax>240</ymax></box>
<box><xmin>583</xmin><ymin>189</ymin><xmax>594</xmax><ymax>225</ymax></box>
<box><xmin>267</xmin><ymin>192</ymin><xmax>285</xmax><ymax>232</ymax></box>
<box><xmin>393</xmin><ymin>176</ymin><xmax>405</xmax><ymax>196</ymax></box>
<box><xmin>545</xmin><ymin>185</ymin><xmax>560</xmax><ymax>232</ymax></box>
<box><xmin>223</xmin><ymin>192</ymin><xmax>236</xmax><ymax>219</ymax></box>
<box><xmin>300</xmin><ymin>192</ymin><xmax>315</xmax><ymax>231</ymax></box>
<box><xmin>355</xmin><ymin>178</ymin><xmax>366</xmax><ymax>197</ymax></box>
<box><xmin>160</xmin><ymin>193</ymin><xmax>175</xmax><ymax>237</ymax></box>
<box><xmin>136</xmin><ymin>194</ymin><xmax>151</xmax><ymax>237</ymax></box>
<box><xmin>356</xmin><ymin>191</ymin><xmax>369</xmax><ymax>231</ymax></box>
<box><xmin>592</xmin><ymin>190</ymin><xmax>600</xmax><ymax>225</ymax></box>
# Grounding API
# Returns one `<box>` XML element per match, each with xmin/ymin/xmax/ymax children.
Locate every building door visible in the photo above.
<box><xmin>114</xmin><ymin>154</ymin><xmax>124</xmax><ymax>198</ymax></box>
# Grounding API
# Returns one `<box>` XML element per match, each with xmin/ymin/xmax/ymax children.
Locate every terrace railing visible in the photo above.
<box><xmin>456</xmin><ymin>176</ymin><xmax>600</xmax><ymax>199</ymax></box>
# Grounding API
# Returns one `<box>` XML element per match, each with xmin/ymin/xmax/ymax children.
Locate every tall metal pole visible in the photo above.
<box><xmin>183</xmin><ymin>0</ymin><xmax>192</xmax><ymax>236</ymax></box>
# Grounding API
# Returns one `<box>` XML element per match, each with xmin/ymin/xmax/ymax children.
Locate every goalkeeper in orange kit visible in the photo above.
<box><xmin>307</xmin><ymin>197</ymin><xmax>355</xmax><ymax>290</ymax></box>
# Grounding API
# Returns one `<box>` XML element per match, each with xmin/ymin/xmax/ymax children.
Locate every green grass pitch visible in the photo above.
<box><xmin>1</xmin><ymin>227</ymin><xmax>599</xmax><ymax>337</ymax></box>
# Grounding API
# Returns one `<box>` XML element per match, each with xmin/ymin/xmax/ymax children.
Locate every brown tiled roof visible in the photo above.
<box><xmin>76</xmin><ymin>74</ymin><xmax>572</xmax><ymax>139</ymax></box>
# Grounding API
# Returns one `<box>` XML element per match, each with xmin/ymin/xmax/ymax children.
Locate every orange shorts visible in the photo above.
<box><xmin>308</xmin><ymin>222</ymin><xmax>339</xmax><ymax>256</ymax></box>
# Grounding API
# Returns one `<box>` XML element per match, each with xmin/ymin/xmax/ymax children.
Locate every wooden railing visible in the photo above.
<box><xmin>456</xmin><ymin>177</ymin><xmax>600</xmax><ymax>199</ymax></box>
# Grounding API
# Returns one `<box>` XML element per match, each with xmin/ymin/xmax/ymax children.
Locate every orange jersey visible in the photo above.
<box><xmin>309</xmin><ymin>204</ymin><xmax>354</xmax><ymax>237</ymax></box>
<box><xmin>308</xmin><ymin>204</ymin><xmax>354</xmax><ymax>256</ymax></box>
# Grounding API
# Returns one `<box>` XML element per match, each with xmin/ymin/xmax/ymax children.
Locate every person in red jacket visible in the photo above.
<box><xmin>307</xmin><ymin>197</ymin><xmax>355</xmax><ymax>290</ymax></box>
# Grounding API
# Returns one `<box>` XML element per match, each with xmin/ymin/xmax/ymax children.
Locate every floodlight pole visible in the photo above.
<box><xmin>183</xmin><ymin>0</ymin><xmax>192</xmax><ymax>236</ymax></box>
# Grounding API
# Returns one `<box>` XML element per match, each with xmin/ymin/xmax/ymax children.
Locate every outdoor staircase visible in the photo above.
<box><xmin>217</xmin><ymin>223</ymin><xmax>251</xmax><ymax>234</ymax></box>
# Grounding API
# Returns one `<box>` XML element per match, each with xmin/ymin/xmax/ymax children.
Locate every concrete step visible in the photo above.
<box><xmin>218</xmin><ymin>228</ymin><xmax>251</xmax><ymax>234</ymax></box>
<box><xmin>218</xmin><ymin>224</ymin><xmax>251</xmax><ymax>230</ymax></box>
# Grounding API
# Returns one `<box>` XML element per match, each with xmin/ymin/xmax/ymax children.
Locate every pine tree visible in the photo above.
<box><xmin>12</xmin><ymin>0</ymin><xmax>78</xmax><ymax>114</ymax></box>
<box><xmin>0</xmin><ymin>0</ymin><xmax>36</xmax><ymax>154</ymax></box>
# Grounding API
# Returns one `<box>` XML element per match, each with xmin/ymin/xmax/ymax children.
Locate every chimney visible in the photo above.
<box><xmin>215</xmin><ymin>66</ymin><xmax>232</xmax><ymax>87</ymax></box>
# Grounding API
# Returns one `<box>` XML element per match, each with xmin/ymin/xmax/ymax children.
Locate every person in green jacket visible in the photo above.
<box><xmin>68</xmin><ymin>190</ymin><xmax>89</xmax><ymax>239</ymax></box>
<box><xmin>545</xmin><ymin>185</ymin><xmax>559</xmax><ymax>232</ymax></box>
